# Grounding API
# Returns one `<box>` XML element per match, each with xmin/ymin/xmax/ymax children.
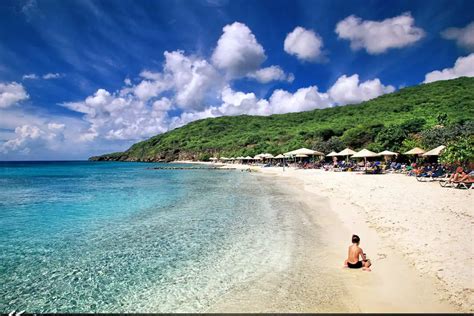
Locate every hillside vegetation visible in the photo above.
<box><xmin>90</xmin><ymin>77</ymin><xmax>474</xmax><ymax>162</ymax></box>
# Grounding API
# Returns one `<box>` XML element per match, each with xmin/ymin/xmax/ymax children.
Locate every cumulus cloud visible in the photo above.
<box><xmin>441</xmin><ymin>22</ymin><xmax>474</xmax><ymax>51</ymax></box>
<box><xmin>284</xmin><ymin>27</ymin><xmax>324</xmax><ymax>62</ymax></box>
<box><xmin>335</xmin><ymin>12</ymin><xmax>425</xmax><ymax>54</ymax></box>
<box><xmin>163</xmin><ymin>50</ymin><xmax>221</xmax><ymax>109</ymax></box>
<box><xmin>247</xmin><ymin>66</ymin><xmax>294</xmax><ymax>83</ymax></box>
<box><xmin>328</xmin><ymin>74</ymin><xmax>395</xmax><ymax>105</ymax></box>
<box><xmin>63</xmin><ymin>88</ymin><xmax>170</xmax><ymax>141</ymax></box>
<box><xmin>0</xmin><ymin>123</ymin><xmax>65</xmax><ymax>154</ymax></box>
<box><xmin>424</xmin><ymin>54</ymin><xmax>474</xmax><ymax>83</ymax></box>
<box><xmin>211</xmin><ymin>22</ymin><xmax>266</xmax><ymax>77</ymax></box>
<box><xmin>268</xmin><ymin>86</ymin><xmax>331</xmax><ymax>113</ymax></box>
<box><xmin>0</xmin><ymin>82</ymin><xmax>29</xmax><ymax>108</ymax></box>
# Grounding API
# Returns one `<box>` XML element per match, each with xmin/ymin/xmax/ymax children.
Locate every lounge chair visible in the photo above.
<box><xmin>439</xmin><ymin>178</ymin><xmax>474</xmax><ymax>189</ymax></box>
<box><xmin>456</xmin><ymin>179</ymin><xmax>474</xmax><ymax>189</ymax></box>
<box><xmin>416</xmin><ymin>168</ymin><xmax>445</xmax><ymax>182</ymax></box>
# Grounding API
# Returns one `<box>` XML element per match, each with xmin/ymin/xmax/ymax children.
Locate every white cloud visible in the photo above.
<box><xmin>63</xmin><ymin>88</ymin><xmax>170</xmax><ymax>141</ymax></box>
<box><xmin>0</xmin><ymin>82</ymin><xmax>29</xmax><ymax>108</ymax></box>
<box><xmin>132</xmin><ymin>76</ymin><xmax>169</xmax><ymax>102</ymax></box>
<box><xmin>441</xmin><ymin>22</ymin><xmax>474</xmax><ymax>51</ymax></box>
<box><xmin>163</xmin><ymin>50</ymin><xmax>221</xmax><ymax>109</ymax></box>
<box><xmin>268</xmin><ymin>86</ymin><xmax>331</xmax><ymax>114</ymax></box>
<box><xmin>22</xmin><ymin>73</ymin><xmax>64</xmax><ymax>80</ymax></box>
<box><xmin>211</xmin><ymin>22</ymin><xmax>266</xmax><ymax>77</ymax></box>
<box><xmin>0</xmin><ymin>123</ymin><xmax>65</xmax><ymax>154</ymax></box>
<box><xmin>43</xmin><ymin>73</ymin><xmax>63</xmax><ymax>79</ymax></box>
<box><xmin>284</xmin><ymin>26</ymin><xmax>324</xmax><ymax>62</ymax></box>
<box><xmin>328</xmin><ymin>74</ymin><xmax>395</xmax><ymax>105</ymax></box>
<box><xmin>247</xmin><ymin>66</ymin><xmax>294</xmax><ymax>83</ymax></box>
<box><xmin>335</xmin><ymin>12</ymin><xmax>425</xmax><ymax>54</ymax></box>
<box><xmin>424</xmin><ymin>54</ymin><xmax>474</xmax><ymax>83</ymax></box>
<box><xmin>23</xmin><ymin>73</ymin><xmax>38</xmax><ymax>80</ymax></box>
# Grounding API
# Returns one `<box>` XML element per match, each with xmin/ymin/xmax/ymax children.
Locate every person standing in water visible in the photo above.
<box><xmin>344</xmin><ymin>234</ymin><xmax>372</xmax><ymax>271</ymax></box>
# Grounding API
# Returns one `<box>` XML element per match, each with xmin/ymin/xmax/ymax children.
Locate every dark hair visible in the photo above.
<box><xmin>352</xmin><ymin>234</ymin><xmax>360</xmax><ymax>244</ymax></box>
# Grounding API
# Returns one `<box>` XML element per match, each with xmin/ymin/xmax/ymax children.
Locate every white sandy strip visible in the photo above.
<box><xmin>173</xmin><ymin>161</ymin><xmax>473</xmax><ymax>311</ymax></box>
<box><xmin>251</xmin><ymin>166</ymin><xmax>473</xmax><ymax>312</ymax></box>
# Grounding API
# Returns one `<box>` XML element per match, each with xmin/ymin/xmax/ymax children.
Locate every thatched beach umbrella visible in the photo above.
<box><xmin>378</xmin><ymin>150</ymin><xmax>398</xmax><ymax>156</ymax></box>
<box><xmin>284</xmin><ymin>147</ymin><xmax>324</xmax><ymax>157</ymax></box>
<box><xmin>404</xmin><ymin>147</ymin><xmax>425</xmax><ymax>155</ymax></box>
<box><xmin>422</xmin><ymin>145</ymin><xmax>446</xmax><ymax>156</ymax></box>
<box><xmin>326</xmin><ymin>151</ymin><xmax>338</xmax><ymax>157</ymax></box>
<box><xmin>337</xmin><ymin>148</ymin><xmax>356</xmax><ymax>163</ymax></box>
<box><xmin>352</xmin><ymin>149</ymin><xmax>379</xmax><ymax>170</ymax></box>
<box><xmin>378</xmin><ymin>150</ymin><xmax>398</xmax><ymax>162</ymax></box>
<box><xmin>404</xmin><ymin>147</ymin><xmax>425</xmax><ymax>163</ymax></box>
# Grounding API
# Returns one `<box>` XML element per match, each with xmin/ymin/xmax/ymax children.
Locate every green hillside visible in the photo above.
<box><xmin>90</xmin><ymin>77</ymin><xmax>474</xmax><ymax>162</ymax></box>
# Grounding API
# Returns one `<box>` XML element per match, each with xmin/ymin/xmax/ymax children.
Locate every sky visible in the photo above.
<box><xmin>1</xmin><ymin>0</ymin><xmax>473</xmax><ymax>160</ymax></box>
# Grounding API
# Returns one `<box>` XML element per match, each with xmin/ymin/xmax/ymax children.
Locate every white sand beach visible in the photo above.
<box><xmin>177</xmin><ymin>161</ymin><xmax>473</xmax><ymax>312</ymax></box>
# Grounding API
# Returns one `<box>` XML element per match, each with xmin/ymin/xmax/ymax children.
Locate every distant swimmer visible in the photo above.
<box><xmin>344</xmin><ymin>234</ymin><xmax>372</xmax><ymax>271</ymax></box>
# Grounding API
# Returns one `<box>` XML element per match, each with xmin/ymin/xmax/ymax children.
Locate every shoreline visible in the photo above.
<box><xmin>173</xmin><ymin>161</ymin><xmax>472</xmax><ymax>312</ymax></box>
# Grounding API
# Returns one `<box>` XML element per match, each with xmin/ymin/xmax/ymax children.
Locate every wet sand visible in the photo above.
<box><xmin>175</xmin><ymin>161</ymin><xmax>470</xmax><ymax>312</ymax></box>
<box><xmin>207</xmin><ymin>171</ymin><xmax>458</xmax><ymax>312</ymax></box>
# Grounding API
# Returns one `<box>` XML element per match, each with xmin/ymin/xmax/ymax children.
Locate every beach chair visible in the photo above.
<box><xmin>416</xmin><ymin>168</ymin><xmax>445</xmax><ymax>182</ymax></box>
<box><xmin>456</xmin><ymin>179</ymin><xmax>474</xmax><ymax>190</ymax></box>
<box><xmin>439</xmin><ymin>178</ymin><xmax>474</xmax><ymax>189</ymax></box>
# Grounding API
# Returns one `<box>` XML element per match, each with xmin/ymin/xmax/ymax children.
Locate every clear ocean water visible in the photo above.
<box><xmin>0</xmin><ymin>161</ymin><xmax>294</xmax><ymax>312</ymax></box>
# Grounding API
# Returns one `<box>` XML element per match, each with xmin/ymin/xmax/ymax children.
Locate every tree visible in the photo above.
<box><xmin>313</xmin><ymin>136</ymin><xmax>345</xmax><ymax>153</ymax></box>
<box><xmin>400</xmin><ymin>118</ymin><xmax>426</xmax><ymax>133</ymax></box>
<box><xmin>439</xmin><ymin>136</ymin><xmax>474</xmax><ymax>164</ymax></box>
<box><xmin>375</xmin><ymin>125</ymin><xmax>407</xmax><ymax>151</ymax></box>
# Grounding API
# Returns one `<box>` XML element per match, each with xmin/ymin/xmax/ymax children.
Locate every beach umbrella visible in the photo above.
<box><xmin>337</xmin><ymin>148</ymin><xmax>356</xmax><ymax>156</ymax></box>
<box><xmin>295</xmin><ymin>154</ymin><xmax>308</xmax><ymax>157</ymax></box>
<box><xmin>352</xmin><ymin>149</ymin><xmax>379</xmax><ymax>171</ymax></box>
<box><xmin>378</xmin><ymin>150</ymin><xmax>398</xmax><ymax>156</ymax></box>
<box><xmin>284</xmin><ymin>148</ymin><xmax>324</xmax><ymax>163</ymax></box>
<box><xmin>404</xmin><ymin>147</ymin><xmax>425</xmax><ymax>155</ymax></box>
<box><xmin>274</xmin><ymin>154</ymin><xmax>285</xmax><ymax>159</ymax></box>
<box><xmin>337</xmin><ymin>148</ymin><xmax>356</xmax><ymax>163</ymax></box>
<box><xmin>253</xmin><ymin>155</ymin><xmax>262</xmax><ymax>160</ymax></box>
<box><xmin>284</xmin><ymin>147</ymin><xmax>324</xmax><ymax>156</ymax></box>
<box><xmin>422</xmin><ymin>145</ymin><xmax>446</xmax><ymax>156</ymax></box>
<box><xmin>352</xmin><ymin>149</ymin><xmax>379</xmax><ymax>158</ymax></box>
<box><xmin>404</xmin><ymin>147</ymin><xmax>425</xmax><ymax>163</ymax></box>
<box><xmin>326</xmin><ymin>151</ymin><xmax>338</xmax><ymax>157</ymax></box>
<box><xmin>245</xmin><ymin>156</ymin><xmax>253</xmax><ymax>160</ymax></box>
<box><xmin>378</xmin><ymin>150</ymin><xmax>398</xmax><ymax>162</ymax></box>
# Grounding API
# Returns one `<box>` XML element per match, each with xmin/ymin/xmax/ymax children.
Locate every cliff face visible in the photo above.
<box><xmin>89</xmin><ymin>77</ymin><xmax>474</xmax><ymax>162</ymax></box>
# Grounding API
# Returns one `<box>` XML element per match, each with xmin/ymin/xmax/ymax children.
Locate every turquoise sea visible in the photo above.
<box><xmin>0</xmin><ymin>161</ymin><xmax>297</xmax><ymax>312</ymax></box>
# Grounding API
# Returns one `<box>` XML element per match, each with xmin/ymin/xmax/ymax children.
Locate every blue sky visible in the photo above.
<box><xmin>1</xmin><ymin>0</ymin><xmax>473</xmax><ymax>160</ymax></box>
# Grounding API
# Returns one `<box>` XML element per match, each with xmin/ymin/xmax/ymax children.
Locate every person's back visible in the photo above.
<box><xmin>344</xmin><ymin>234</ymin><xmax>372</xmax><ymax>271</ymax></box>
<box><xmin>347</xmin><ymin>244</ymin><xmax>362</xmax><ymax>263</ymax></box>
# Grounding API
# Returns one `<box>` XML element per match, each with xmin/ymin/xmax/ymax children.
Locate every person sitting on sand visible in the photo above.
<box><xmin>344</xmin><ymin>234</ymin><xmax>372</xmax><ymax>271</ymax></box>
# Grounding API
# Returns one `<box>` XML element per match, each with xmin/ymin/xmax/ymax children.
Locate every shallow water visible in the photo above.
<box><xmin>0</xmin><ymin>161</ymin><xmax>315</xmax><ymax>312</ymax></box>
